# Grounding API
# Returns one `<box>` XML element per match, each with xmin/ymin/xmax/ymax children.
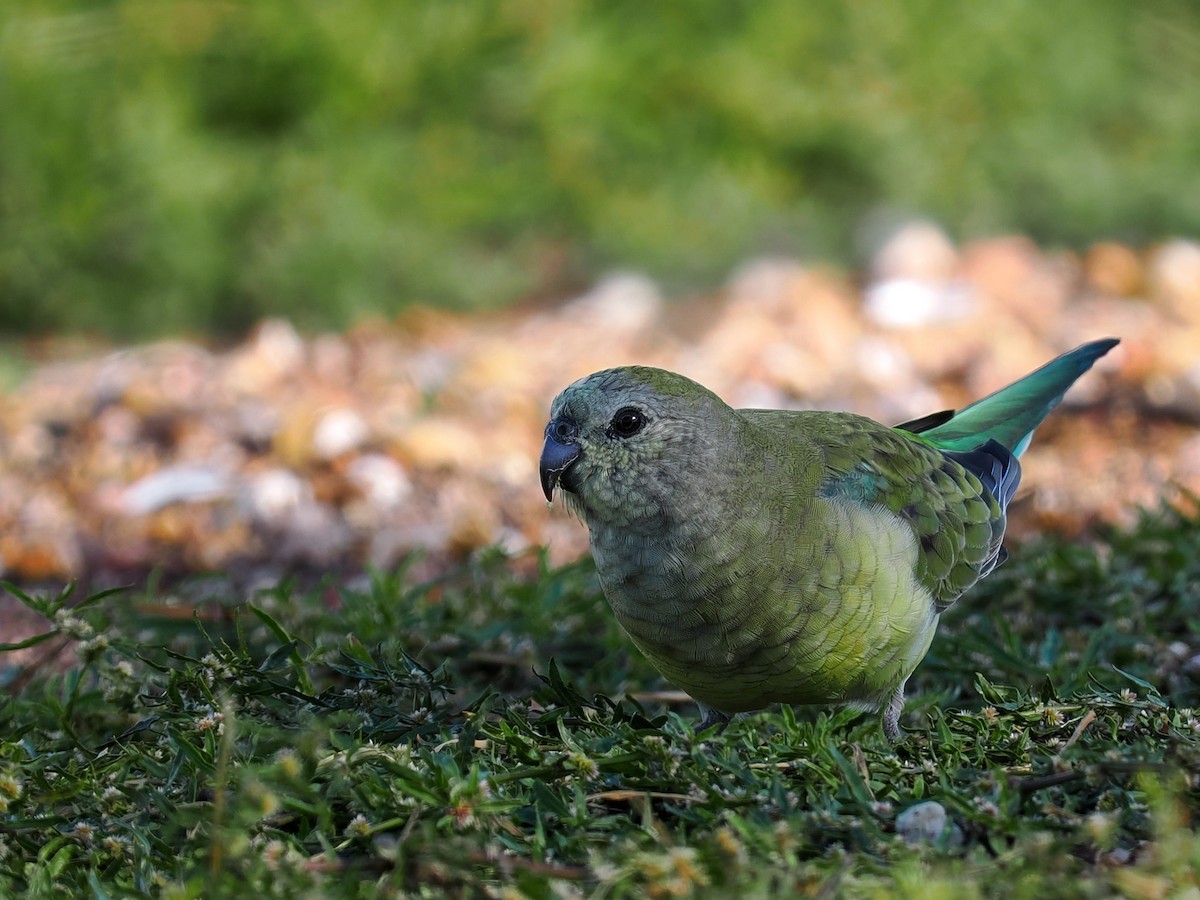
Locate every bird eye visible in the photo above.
<box><xmin>608</xmin><ymin>406</ymin><xmax>647</xmax><ymax>438</ymax></box>
<box><xmin>551</xmin><ymin>418</ymin><xmax>576</xmax><ymax>443</ymax></box>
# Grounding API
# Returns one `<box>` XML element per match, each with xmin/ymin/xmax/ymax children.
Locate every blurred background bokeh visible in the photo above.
<box><xmin>3</xmin><ymin>0</ymin><xmax>1200</xmax><ymax>336</ymax></box>
<box><xmin>0</xmin><ymin>0</ymin><xmax>1198</xmax><ymax>594</ymax></box>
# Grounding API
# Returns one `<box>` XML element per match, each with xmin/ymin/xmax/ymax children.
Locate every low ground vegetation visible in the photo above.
<box><xmin>1</xmin><ymin>505</ymin><xmax>1198</xmax><ymax>896</ymax></box>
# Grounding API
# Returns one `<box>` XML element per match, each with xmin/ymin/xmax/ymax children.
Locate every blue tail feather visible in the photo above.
<box><xmin>944</xmin><ymin>439</ymin><xmax>1022</xmax><ymax>510</ymax></box>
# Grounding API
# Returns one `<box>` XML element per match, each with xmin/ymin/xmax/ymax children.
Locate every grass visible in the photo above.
<box><xmin>4</xmin><ymin>0</ymin><xmax>1200</xmax><ymax>335</ymax></box>
<box><xmin>1</xmin><ymin>504</ymin><xmax>1199</xmax><ymax>897</ymax></box>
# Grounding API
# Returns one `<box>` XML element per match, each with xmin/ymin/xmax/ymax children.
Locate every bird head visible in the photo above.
<box><xmin>540</xmin><ymin>367</ymin><xmax>733</xmax><ymax>529</ymax></box>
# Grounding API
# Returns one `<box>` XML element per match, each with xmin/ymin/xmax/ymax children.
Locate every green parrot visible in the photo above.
<box><xmin>539</xmin><ymin>338</ymin><xmax>1119</xmax><ymax>742</ymax></box>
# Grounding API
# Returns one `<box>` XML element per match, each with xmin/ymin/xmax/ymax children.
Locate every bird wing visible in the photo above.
<box><xmin>749</xmin><ymin>410</ymin><xmax>1013</xmax><ymax>611</ymax></box>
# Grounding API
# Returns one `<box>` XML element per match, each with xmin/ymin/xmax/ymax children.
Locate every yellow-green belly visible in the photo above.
<box><xmin>603</xmin><ymin>498</ymin><xmax>940</xmax><ymax>713</ymax></box>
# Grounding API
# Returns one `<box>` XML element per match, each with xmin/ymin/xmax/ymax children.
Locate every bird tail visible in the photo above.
<box><xmin>899</xmin><ymin>338</ymin><xmax>1119</xmax><ymax>457</ymax></box>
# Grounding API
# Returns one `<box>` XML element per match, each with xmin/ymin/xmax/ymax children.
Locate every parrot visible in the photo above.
<box><xmin>539</xmin><ymin>338</ymin><xmax>1119</xmax><ymax>742</ymax></box>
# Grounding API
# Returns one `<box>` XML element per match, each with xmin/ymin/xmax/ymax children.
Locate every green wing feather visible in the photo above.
<box><xmin>802</xmin><ymin>338</ymin><xmax>1119</xmax><ymax>609</ymax></box>
<box><xmin>810</xmin><ymin>417</ymin><xmax>1006</xmax><ymax>610</ymax></box>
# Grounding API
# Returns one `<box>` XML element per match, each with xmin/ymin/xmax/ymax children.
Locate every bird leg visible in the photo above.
<box><xmin>697</xmin><ymin>704</ymin><xmax>732</xmax><ymax>734</ymax></box>
<box><xmin>882</xmin><ymin>685</ymin><xmax>907</xmax><ymax>744</ymax></box>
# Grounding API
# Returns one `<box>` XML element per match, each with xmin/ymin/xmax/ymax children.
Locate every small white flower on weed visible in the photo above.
<box><xmin>869</xmin><ymin>800</ymin><xmax>893</xmax><ymax>816</ymax></box>
<box><xmin>1040</xmin><ymin>705</ymin><xmax>1064</xmax><ymax>727</ymax></box>
<box><xmin>245</xmin><ymin>780</ymin><xmax>280</xmax><ymax>817</ymax></box>
<box><xmin>275</xmin><ymin>750</ymin><xmax>301</xmax><ymax>779</ymax></box>
<box><xmin>637</xmin><ymin>846</ymin><xmax>709</xmax><ymax>895</ymax></box>
<box><xmin>773</xmin><ymin>820</ymin><xmax>798</xmax><ymax>855</ymax></box>
<box><xmin>100</xmin><ymin>786</ymin><xmax>123</xmax><ymax>808</ymax></box>
<box><xmin>1118</xmin><ymin>688</ymin><xmax>1137</xmax><ymax>703</ymax></box>
<box><xmin>972</xmin><ymin>797</ymin><xmax>1000</xmax><ymax>817</ymax></box>
<box><xmin>101</xmin><ymin>835</ymin><xmax>131</xmax><ymax>857</ymax></box>
<box><xmin>78</xmin><ymin>634</ymin><xmax>110</xmax><ymax>657</ymax></box>
<box><xmin>262</xmin><ymin>839</ymin><xmax>293</xmax><ymax>871</ymax></box>
<box><xmin>714</xmin><ymin>826</ymin><xmax>747</xmax><ymax>865</ymax></box>
<box><xmin>981</xmin><ymin>706</ymin><xmax>999</xmax><ymax>724</ymax></box>
<box><xmin>103</xmin><ymin>684</ymin><xmax>128</xmax><ymax>702</ymax></box>
<box><xmin>54</xmin><ymin>610</ymin><xmax>95</xmax><ymax>641</ymax></box>
<box><xmin>1027</xmin><ymin>830</ymin><xmax>1055</xmax><ymax>852</ymax></box>
<box><xmin>199</xmin><ymin>653</ymin><xmax>233</xmax><ymax>686</ymax></box>
<box><xmin>450</xmin><ymin>799</ymin><xmax>476</xmax><ymax>829</ymax></box>
<box><xmin>70</xmin><ymin>822</ymin><xmax>96</xmax><ymax>846</ymax></box>
<box><xmin>1086</xmin><ymin>812</ymin><xmax>1116</xmax><ymax>844</ymax></box>
<box><xmin>565</xmin><ymin>751</ymin><xmax>599</xmax><ymax>779</ymax></box>
<box><xmin>344</xmin><ymin>814</ymin><xmax>371</xmax><ymax>838</ymax></box>
<box><xmin>590</xmin><ymin>856</ymin><xmax>620</xmax><ymax>884</ymax></box>
<box><xmin>0</xmin><ymin>773</ymin><xmax>23</xmax><ymax>800</ymax></box>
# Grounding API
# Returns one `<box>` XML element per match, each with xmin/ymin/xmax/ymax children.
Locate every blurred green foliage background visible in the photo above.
<box><xmin>2</xmin><ymin>0</ymin><xmax>1199</xmax><ymax>336</ymax></box>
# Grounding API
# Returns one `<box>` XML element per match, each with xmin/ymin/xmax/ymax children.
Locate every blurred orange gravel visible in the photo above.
<box><xmin>1</xmin><ymin>227</ymin><xmax>1198</xmax><ymax>606</ymax></box>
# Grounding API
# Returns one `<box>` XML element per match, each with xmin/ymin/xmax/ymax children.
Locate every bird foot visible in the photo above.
<box><xmin>697</xmin><ymin>705</ymin><xmax>732</xmax><ymax>734</ymax></box>
<box><xmin>882</xmin><ymin>686</ymin><xmax>908</xmax><ymax>745</ymax></box>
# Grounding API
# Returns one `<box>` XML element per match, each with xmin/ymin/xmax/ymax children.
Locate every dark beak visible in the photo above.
<box><xmin>539</xmin><ymin>426</ymin><xmax>582</xmax><ymax>501</ymax></box>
